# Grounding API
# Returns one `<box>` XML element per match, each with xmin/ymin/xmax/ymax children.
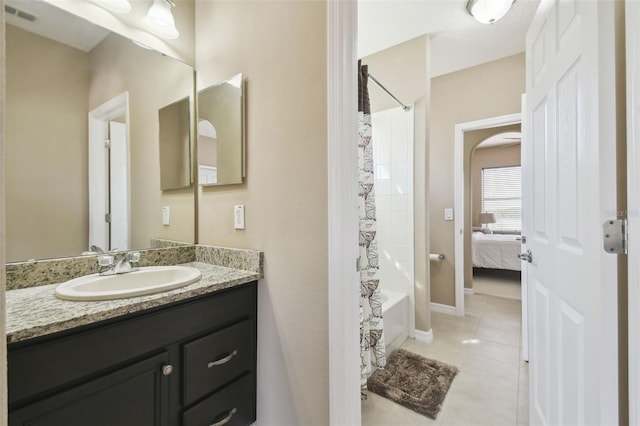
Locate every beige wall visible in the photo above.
<box><xmin>159</xmin><ymin>97</ymin><xmax>191</xmax><ymax>190</ymax></box>
<box><xmin>471</xmin><ymin>143</ymin><xmax>521</xmax><ymax>227</ymax></box>
<box><xmin>195</xmin><ymin>1</ymin><xmax>328</xmax><ymax>424</ymax></box>
<box><xmin>361</xmin><ymin>35</ymin><xmax>431</xmax><ymax>332</ymax></box>
<box><xmin>89</xmin><ymin>33</ymin><xmax>195</xmax><ymax>248</ymax></box>
<box><xmin>198</xmin><ymin>136</ymin><xmax>217</xmax><ymax>167</ymax></box>
<box><xmin>5</xmin><ymin>25</ymin><xmax>90</xmax><ymax>262</ymax></box>
<box><xmin>430</xmin><ymin>53</ymin><xmax>525</xmax><ymax>305</ymax></box>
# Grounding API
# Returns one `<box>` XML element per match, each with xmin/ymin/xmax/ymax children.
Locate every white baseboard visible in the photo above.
<box><xmin>430</xmin><ymin>302</ymin><xmax>457</xmax><ymax>315</ymax></box>
<box><xmin>414</xmin><ymin>328</ymin><xmax>433</xmax><ymax>344</ymax></box>
<box><xmin>464</xmin><ymin>288</ymin><xmax>474</xmax><ymax>295</ymax></box>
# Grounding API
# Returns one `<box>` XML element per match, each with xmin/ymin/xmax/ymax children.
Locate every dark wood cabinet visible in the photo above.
<box><xmin>10</xmin><ymin>351</ymin><xmax>171</xmax><ymax>426</ymax></box>
<box><xmin>8</xmin><ymin>282</ymin><xmax>257</xmax><ymax>426</ymax></box>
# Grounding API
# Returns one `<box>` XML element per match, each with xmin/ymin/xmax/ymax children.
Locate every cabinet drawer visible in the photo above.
<box><xmin>183</xmin><ymin>320</ymin><xmax>252</xmax><ymax>405</ymax></box>
<box><xmin>183</xmin><ymin>374</ymin><xmax>254</xmax><ymax>426</ymax></box>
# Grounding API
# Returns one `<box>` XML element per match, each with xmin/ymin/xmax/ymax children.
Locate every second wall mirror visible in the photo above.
<box><xmin>197</xmin><ymin>73</ymin><xmax>244</xmax><ymax>186</ymax></box>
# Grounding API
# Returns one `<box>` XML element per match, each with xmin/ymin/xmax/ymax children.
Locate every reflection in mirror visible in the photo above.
<box><xmin>5</xmin><ymin>1</ymin><xmax>195</xmax><ymax>263</ymax></box>
<box><xmin>159</xmin><ymin>97</ymin><xmax>192</xmax><ymax>190</ymax></box>
<box><xmin>88</xmin><ymin>92</ymin><xmax>131</xmax><ymax>254</ymax></box>
<box><xmin>198</xmin><ymin>74</ymin><xmax>244</xmax><ymax>186</ymax></box>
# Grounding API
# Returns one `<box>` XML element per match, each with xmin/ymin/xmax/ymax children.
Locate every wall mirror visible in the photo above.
<box><xmin>197</xmin><ymin>74</ymin><xmax>245</xmax><ymax>186</ymax></box>
<box><xmin>5</xmin><ymin>0</ymin><xmax>196</xmax><ymax>263</ymax></box>
<box><xmin>159</xmin><ymin>97</ymin><xmax>192</xmax><ymax>190</ymax></box>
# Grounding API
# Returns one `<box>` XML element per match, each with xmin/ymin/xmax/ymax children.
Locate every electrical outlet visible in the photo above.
<box><xmin>162</xmin><ymin>206</ymin><xmax>170</xmax><ymax>226</ymax></box>
<box><xmin>234</xmin><ymin>205</ymin><xmax>245</xmax><ymax>230</ymax></box>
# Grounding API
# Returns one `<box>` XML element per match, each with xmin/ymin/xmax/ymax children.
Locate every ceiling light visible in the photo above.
<box><xmin>89</xmin><ymin>0</ymin><xmax>132</xmax><ymax>14</ymax></box>
<box><xmin>466</xmin><ymin>0</ymin><xmax>515</xmax><ymax>25</ymax></box>
<box><xmin>143</xmin><ymin>0</ymin><xmax>179</xmax><ymax>40</ymax></box>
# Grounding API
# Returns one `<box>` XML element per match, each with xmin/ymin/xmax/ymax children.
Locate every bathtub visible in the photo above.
<box><xmin>380</xmin><ymin>289</ymin><xmax>410</xmax><ymax>356</ymax></box>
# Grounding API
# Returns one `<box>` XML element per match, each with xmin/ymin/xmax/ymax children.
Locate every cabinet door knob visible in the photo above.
<box><xmin>207</xmin><ymin>350</ymin><xmax>238</xmax><ymax>368</ymax></box>
<box><xmin>162</xmin><ymin>364</ymin><xmax>173</xmax><ymax>376</ymax></box>
<box><xmin>211</xmin><ymin>408</ymin><xmax>237</xmax><ymax>426</ymax></box>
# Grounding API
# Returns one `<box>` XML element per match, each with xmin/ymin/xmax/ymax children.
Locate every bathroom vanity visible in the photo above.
<box><xmin>6</xmin><ymin>258</ymin><xmax>259</xmax><ymax>426</ymax></box>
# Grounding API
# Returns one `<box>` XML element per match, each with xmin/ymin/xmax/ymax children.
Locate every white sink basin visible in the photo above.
<box><xmin>54</xmin><ymin>266</ymin><xmax>202</xmax><ymax>301</ymax></box>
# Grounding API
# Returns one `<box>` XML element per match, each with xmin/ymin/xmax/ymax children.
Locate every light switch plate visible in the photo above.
<box><xmin>234</xmin><ymin>205</ymin><xmax>245</xmax><ymax>230</ymax></box>
<box><xmin>162</xmin><ymin>206</ymin><xmax>170</xmax><ymax>226</ymax></box>
<box><xmin>444</xmin><ymin>208</ymin><xmax>454</xmax><ymax>221</ymax></box>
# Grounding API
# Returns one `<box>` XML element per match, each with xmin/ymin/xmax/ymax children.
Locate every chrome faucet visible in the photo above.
<box><xmin>98</xmin><ymin>251</ymin><xmax>141</xmax><ymax>275</ymax></box>
<box><xmin>90</xmin><ymin>245</ymin><xmax>106</xmax><ymax>254</ymax></box>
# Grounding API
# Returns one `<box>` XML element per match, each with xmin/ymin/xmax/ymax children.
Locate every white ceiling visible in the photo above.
<box><xmin>5</xmin><ymin>0</ymin><xmax>109</xmax><ymax>51</ymax></box>
<box><xmin>9</xmin><ymin>0</ymin><xmax>539</xmax><ymax>76</ymax></box>
<box><xmin>358</xmin><ymin>0</ymin><xmax>540</xmax><ymax>77</ymax></box>
<box><xmin>4</xmin><ymin>0</ymin><xmax>169</xmax><ymax>53</ymax></box>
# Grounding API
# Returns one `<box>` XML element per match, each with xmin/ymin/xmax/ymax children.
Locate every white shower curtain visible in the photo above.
<box><xmin>358</xmin><ymin>61</ymin><xmax>386</xmax><ymax>398</ymax></box>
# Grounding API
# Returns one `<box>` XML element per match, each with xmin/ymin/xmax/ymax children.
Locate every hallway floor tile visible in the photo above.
<box><xmin>362</xmin><ymin>294</ymin><xmax>528</xmax><ymax>426</ymax></box>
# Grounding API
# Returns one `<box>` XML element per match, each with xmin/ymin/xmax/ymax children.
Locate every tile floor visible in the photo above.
<box><xmin>472</xmin><ymin>268</ymin><xmax>522</xmax><ymax>300</ymax></box>
<box><xmin>362</xmin><ymin>293</ymin><xmax>528</xmax><ymax>426</ymax></box>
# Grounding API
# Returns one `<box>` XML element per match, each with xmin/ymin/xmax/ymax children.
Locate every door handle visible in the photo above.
<box><xmin>518</xmin><ymin>249</ymin><xmax>533</xmax><ymax>263</ymax></box>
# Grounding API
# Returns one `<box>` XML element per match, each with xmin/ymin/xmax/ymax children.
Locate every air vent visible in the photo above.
<box><xmin>4</xmin><ymin>4</ymin><xmax>38</xmax><ymax>23</ymax></box>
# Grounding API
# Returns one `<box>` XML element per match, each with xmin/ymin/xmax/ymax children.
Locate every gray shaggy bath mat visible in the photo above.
<box><xmin>367</xmin><ymin>349</ymin><xmax>458</xmax><ymax>419</ymax></box>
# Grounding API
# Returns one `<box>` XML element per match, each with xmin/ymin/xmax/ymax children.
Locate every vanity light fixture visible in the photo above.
<box><xmin>466</xmin><ymin>0</ymin><xmax>515</xmax><ymax>25</ymax></box>
<box><xmin>143</xmin><ymin>0</ymin><xmax>179</xmax><ymax>40</ymax></box>
<box><xmin>89</xmin><ymin>0</ymin><xmax>132</xmax><ymax>14</ymax></box>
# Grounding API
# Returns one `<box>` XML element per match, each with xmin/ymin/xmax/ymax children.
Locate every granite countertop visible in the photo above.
<box><xmin>6</xmin><ymin>262</ymin><xmax>260</xmax><ymax>344</ymax></box>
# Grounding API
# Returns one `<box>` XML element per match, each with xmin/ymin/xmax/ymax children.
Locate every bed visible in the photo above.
<box><xmin>471</xmin><ymin>232</ymin><xmax>522</xmax><ymax>271</ymax></box>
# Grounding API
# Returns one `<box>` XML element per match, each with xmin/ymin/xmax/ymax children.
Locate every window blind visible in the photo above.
<box><xmin>481</xmin><ymin>166</ymin><xmax>522</xmax><ymax>232</ymax></box>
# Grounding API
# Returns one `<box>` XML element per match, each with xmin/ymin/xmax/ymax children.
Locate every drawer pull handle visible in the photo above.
<box><xmin>211</xmin><ymin>408</ymin><xmax>237</xmax><ymax>426</ymax></box>
<box><xmin>208</xmin><ymin>350</ymin><xmax>238</xmax><ymax>368</ymax></box>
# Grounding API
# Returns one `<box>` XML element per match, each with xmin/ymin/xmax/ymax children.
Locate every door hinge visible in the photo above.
<box><xmin>105</xmin><ymin>213</ymin><xmax>112</xmax><ymax>224</ymax></box>
<box><xmin>603</xmin><ymin>219</ymin><xmax>627</xmax><ymax>254</ymax></box>
<box><xmin>104</xmin><ymin>139</ymin><xmax>111</xmax><ymax>149</ymax></box>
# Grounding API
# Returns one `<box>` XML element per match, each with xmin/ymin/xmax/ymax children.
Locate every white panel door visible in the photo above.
<box><xmin>626</xmin><ymin>1</ymin><xmax>640</xmax><ymax>424</ymax></box>
<box><xmin>520</xmin><ymin>94</ymin><xmax>529</xmax><ymax>363</ymax></box>
<box><xmin>88</xmin><ymin>93</ymin><xmax>128</xmax><ymax>252</ymax></box>
<box><xmin>109</xmin><ymin>121</ymin><xmax>129</xmax><ymax>251</ymax></box>
<box><xmin>525</xmin><ymin>1</ymin><xmax>619</xmax><ymax>425</ymax></box>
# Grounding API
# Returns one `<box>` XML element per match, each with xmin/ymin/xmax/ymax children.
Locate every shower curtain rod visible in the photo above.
<box><xmin>368</xmin><ymin>73</ymin><xmax>411</xmax><ymax>112</ymax></box>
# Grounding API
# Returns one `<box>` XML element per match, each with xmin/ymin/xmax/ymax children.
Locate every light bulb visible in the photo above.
<box><xmin>142</xmin><ymin>0</ymin><xmax>179</xmax><ymax>39</ymax></box>
<box><xmin>467</xmin><ymin>0</ymin><xmax>514</xmax><ymax>25</ymax></box>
